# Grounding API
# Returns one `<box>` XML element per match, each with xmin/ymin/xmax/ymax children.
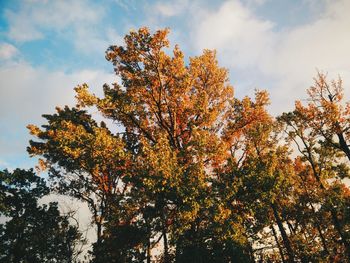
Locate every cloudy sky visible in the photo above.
<box><xmin>1</xmin><ymin>0</ymin><xmax>350</xmax><ymax>170</ymax></box>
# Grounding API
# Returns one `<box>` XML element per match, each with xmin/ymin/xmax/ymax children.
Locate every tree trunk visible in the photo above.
<box><xmin>96</xmin><ymin>221</ymin><xmax>102</xmax><ymax>245</ymax></box>
<box><xmin>270</xmin><ymin>224</ymin><xmax>287</xmax><ymax>263</ymax></box>
<box><xmin>271</xmin><ymin>203</ymin><xmax>295</xmax><ymax>263</ymax></box>
<box><xmin>337</xmin><ymin>132</ymin><xmax>350</xmax><ymax>161</ymax></box>
<box><xmin>163</xmin><ymin>226</ymin><xmax>170</xmax><ymax>263</ymax></box>
<box><xmin>147</xmin><ymin>236</ymin><xmax>151</xmax><ymax>263</ymax></box>
<box><xmin>315</xmin><ymin>221</ymin><xmax>330</xmax><ymax>256</ymax></box>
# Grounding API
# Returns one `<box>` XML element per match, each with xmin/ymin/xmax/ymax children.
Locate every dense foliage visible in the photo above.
<box><xmin>5</xmin><ymin>27</ymin><xmax>349</xmax><ymax>262</ymax></box>
<box><xmin>0</xmin><ymin>169</ymin><xmax>84</xmax><ymax>263</ymax></box>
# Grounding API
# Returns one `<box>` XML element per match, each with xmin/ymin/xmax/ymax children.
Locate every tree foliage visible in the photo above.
<box><xmin>0</xmin><ymin>169</ymin><xmax>84</xmax><ymax>263</ymax></box>
<box><xmin>24</xmin><ymin>28</ymin><xmax>350</xmax><ymax>262</ymax></box>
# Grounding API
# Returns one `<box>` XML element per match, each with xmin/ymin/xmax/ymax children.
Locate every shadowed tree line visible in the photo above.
<box><xmin>1</xmin><ymin>28</ymin><xmax>350</xmax><ymax>262</ymax></box>
<box><xmin>0</xmin><ymin>169</ymin><xmax>85</xmax><ymax>262</ymax></box>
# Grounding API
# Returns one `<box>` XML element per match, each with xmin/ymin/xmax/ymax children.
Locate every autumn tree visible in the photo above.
<box><xmin>27</xmin><ymin>28</ymin><xmax>256</xmax><ymax>262</ymax></box>
<box><xmin>81</xmin><ymin>28</ymin><xmax>235</xmax><ymax>262</ymax></box>
<box><xmin>279</xmin><ymin>73</ymin><xmax>350</xmax><ymax>261</ymax></box>
<box><xmin>220</xmin><ymin>91</ymin><xmax>304</xmax><ymax>262</ymax></box>
<box><xmin>27</xmin><ymin>27</ymin><xmax>350</xmax><ymax>263</ymax></box>
<box><xmin>27</xmin><ymin>107</ymin><xmax>130</xmax><ymax>246</ymax></box>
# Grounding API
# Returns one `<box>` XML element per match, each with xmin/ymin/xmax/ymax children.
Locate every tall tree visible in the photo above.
<box><xmin>28</xmin><ymin>107</ymin><xmax>130</xmax><ymax>245</ymax></box>
<box><xmin>279</xmin><ymin>74</ymin><xmax>350</xmax><ymax>261</ymax></box>
<box><xmin>27</xmin><ymin>27</ymin><xmax>350</xmax><ymax>263</ymax></box>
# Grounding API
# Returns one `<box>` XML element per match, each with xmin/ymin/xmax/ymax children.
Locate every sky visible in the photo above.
<box><xmin>1</xmin><ymin>0</ymin><xmax>350</xmax><ymax>171</ymax></box>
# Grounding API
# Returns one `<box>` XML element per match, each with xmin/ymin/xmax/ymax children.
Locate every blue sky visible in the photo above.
<box><xmin>1</xmin><ymin>0</ymin><xmax>350</xmax><ymax>170</ymax></box>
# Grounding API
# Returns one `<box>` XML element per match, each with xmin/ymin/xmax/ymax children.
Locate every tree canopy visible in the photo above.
<box><xmin>0</xmin><ymin>169</ymin><xmax>85</xmax><ymax>263</ymax></box>
<box><xmin>19</xmin><ymin>27</ymin><xmax>350</xmax><ymax>262</ymax></box>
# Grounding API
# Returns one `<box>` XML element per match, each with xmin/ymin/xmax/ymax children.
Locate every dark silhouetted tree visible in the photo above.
<box><xmin>0</xmin><ymin>169</ymin><xmax>84</xmax><ymax>263</ymax></box>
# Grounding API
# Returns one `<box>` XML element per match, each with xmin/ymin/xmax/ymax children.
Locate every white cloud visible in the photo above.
<box><xmin>0</xmin><ymin>43</ymin><xmax>19</xmax><ymax>60</ymax></box>
<box><xmin>191</xmin><ymin>0</ymin><xmax>350</xmax><ymax>113</ymax></box>
<box><xmin>4</xmin><ymin>0</ymin><xmax>126</xmax><ymax>56</ymax></box>
<box><xmin>154</xmin><ymin>0</ymin><xmax>190</xmax><ymax>17</ymax></box>
<box><xmin>5</xmin><ymin>0</ymin><xmax>104</xmax><ymax>43</ymax></box>
<box><xmin>193</xmin><ymin>0</ymin><xmax>275</xmax><ymax>68</ymax></box>
<box><xmin>268</xmin><ymin>0</ymin><xmax>350</xmax><ymax>76</ymax></box>
<box><xmin>0</xmin><ymin>61</ymin><xmax>115</xmax><ymax>165</ymax></box>
<box><xmin>73</xmin><ymin>26</ymin><xmax>125</xmax><ymax>55</ymax></box>
<box><xmin>0</xmin><ymin>62</ymin><xmax>113</xmax><ymax>121</ymax></box>
<box><xmin>106</xmin><ymin>28</ymin><xmax>124</xmax><ymax>45</ymax></box>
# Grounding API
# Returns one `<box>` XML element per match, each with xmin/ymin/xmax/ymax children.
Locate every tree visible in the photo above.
<box><xmin>27</xmin><ymin>27</ymin><xmax>350</xmax><ymax>262</ymax></box>
<box><xmin>297</xmin><ymin>73</ymin><xmax>350</xmax><ymax>161</ymax></box>
<box><xmin>27</xmin><ymin>27</ymin><xmax>253</xmax><ymax>262</ymax></box>
<box><xmin>27</xmin><ymin>107</ymin><xmax>130</xmax><ymax>245</ymax></box>
<box><xmin>278</xmin><ymin>73</ymin><xmax>350</xmax><ymax>261</ymax></box>
<box><xmin>0</xmin><ymin>169</ymin><xmax>84</xmax><ymax>263</ymax></box>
